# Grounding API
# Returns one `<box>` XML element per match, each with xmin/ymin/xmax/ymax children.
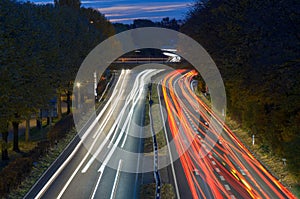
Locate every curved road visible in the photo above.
<box><xmin>25</xmin><ymin>69</ymin><xmax>160</xmax><ymax>199</ymax></box>
<box><xmin>159</xmin><ymin>69</ymin><xmax>296</xmax><ymax>199</ymax></box>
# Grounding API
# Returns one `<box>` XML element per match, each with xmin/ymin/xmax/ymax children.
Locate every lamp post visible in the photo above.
<box><xmin>135</xmin><ymin>50</ymin><xmax>141</xmax><ymax>64</ymax></box>
<box><xmin>76</xmin><ymin>82</ymin><xmax>81</xmax><ymax>109</ymax></box>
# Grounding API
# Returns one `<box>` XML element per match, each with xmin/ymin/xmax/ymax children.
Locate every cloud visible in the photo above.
<box><xmin>20</xmin><ymin>0</ymin><xmax>192</xmax><ymax>24</ymax></box>
<box><xmin>110</xmin><ymin>16</ymin><xmax>169</xmax><ymax>23</ymax></box>
<box><xmin>142</xmin><ymin>3</ymin><xmax>189</xmax><ymax>12</ymax></box>
<box><xmin>97</xmin><ymin>5</ymin><xmax>140</xmax><ymax>13</ymax></box>
<box><xmin>141</xmin><ymin>4</ymin><xmax>189</xmax><ymax>11</ymax></box>
<box><xmin>82</xmin><ymin>0</ymin><xmax>120</xmax><ymax>3</ymax></box>
<box><xmin>31</xmin><ymin>1</ymin><xmax>53</xmax><ymax>4</ymax></box>
<box><xmin>96</xmin><ymin>2</ymin><xmax>191</xmax><ymax>23</ymax></box>
<box><xmin>104</xmin><ymin>13</ymin><xmax>127</xmax><ymax>17</ymax></box>
<box><xmin>97</xmin><ymin>3</ymin><xmax>189</xmax><ymax>13</ymax></box>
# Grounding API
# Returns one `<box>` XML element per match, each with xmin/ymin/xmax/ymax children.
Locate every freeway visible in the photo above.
<box><xmin>25</xmin><ymin>68</ymin><xmax>296</xmax><ymax>199</ymax></box>
<box><xmin>25</xmin><ymin>69</ymin><xmax>161</xmax><ymax>199</ymax></box>
<box><xmin>158</xmin><ymin>69</ymin><xmax>296</xmax><ymax>199</ymax></box>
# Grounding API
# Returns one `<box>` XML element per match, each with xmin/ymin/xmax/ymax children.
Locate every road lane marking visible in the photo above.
<box><xmin>81</xmin><ymin>115</ymin><xmax>120</xmax><ymax>173</ymax></box>
<box><xmin>90</xmin><ymin>70</ymin><xmax>155</xmax><ymax>197</ymax></box>
<box><xmin>220</xmin><ymin>175</ymin><xmax>225</xmax><ymax>181</ymax></box>
<box><xmin>107</xmin><ymin>97</ymin><xmax>129</xmax><ymax>148</ymax></box>
<box><xmin>212</xmin><ymin>161</ymin><xmax>216</xmax><ymax>165</ymax></box>
<box><xmin>90</xmin><ymin>70</ymin><xmax>151</xmax><ymax>198</ymax></box>
<box><xmin>34</xmin><ymin>139</ymin><xmax>82</xmax><ymax>199</ymax></box>
<box><xmin>92</xmin><ymin>69</ymin><xmax>128</xmax><ymax>139</ymax></box>
<box><xmin>215</xmin><ymin>168</ymin><xmax>220</xmax><ymax>173</ymax></box>
<box><xmin>80</xmin><ymin>70</ymin><xmax>126</xmax><ymax>139</ymax></box>
<box><xmin>56</xmin><ymin>73</ymin><xmax>128</xmax><ymax>198</ymax></box>
<box><xmin>90</xmin><ymin>171</ymin><xmax>104</xmax><ymax>199</ymax></box>
<box><xmin>35</xmin><ymin>72</ymin><xmax>127</xmax><ymax>199</ymax></box>
<box><xmin>58</xmin><ymin>129</ymin><xmax>106</xmax><ymax>198</ymax></box>
<box><xmin>93</xmin><ymin>89</ymin><xmax>124</xmax><ymax>139</ymax></box>
<box><xmin>225</xmin><ymin>184</ymin><xmax>231</xmax><ymax>191</ymax></box>
<box><xmin>97</xmin><ymin>114</ymin><xmax>129</xmax><ymax>173</ymax></box>
<box><xmin>120</xmin><ymin>88</ymin><xmax>140</xmax><ymax>148</ymax></box>
<box><xmin>121</xmin><ymin>70</ymin><xmax>156</xmax><ymax>148</ymax></box>
<box><xmin>83</xmin><ymin>71</ymin><xmax>148</xmax><ymax>172</ymax></box>
<box><xmin>85</xmin><ymin>89</ymin><xmax>118</xmax><ymax>139</ymax></box>
<box><xmin>120</xmin><ymin>110</ymin><xmax>133</xmax><ymax>148</ymax></box>
<box><xmin>81</xmin><ymin>89</ymin><xmax>127</xmax><ymax>173</ymax></box>
<box><xmin>85</xmin><ymin>70</ymin><xmax>157</xmax><ymax>174</ymax></box>
<box><xmin>110</xmin><ymin>70</ymin><xmax>150</xmax><ymax>148</ymax></box>
<box><xmin>109</xmin><ymin>159</ymin><xmax>123</xmax><ymax>199</ymax></box>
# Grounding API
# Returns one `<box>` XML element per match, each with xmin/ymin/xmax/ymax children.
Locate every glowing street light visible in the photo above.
<box><xmin>76</xmin><ymin>82</ymin><xmax>81</xmax><ymax>108</ymax></box>
<box><xmin>135</xmin><ymin>50</ymin><xmax>141</xmax><ymax>63</ymax></box>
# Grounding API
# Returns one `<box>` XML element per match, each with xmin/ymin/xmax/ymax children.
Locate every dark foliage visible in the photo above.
<box><xmin>47</xmin><ymin>114</ymin><xmax>74</xmax><ymax>144</ymax></box>
<box><xmin>112</xmin><ymin>17</ymin><xmax>183</xmax><ymax>33</ymax></box>
<box><xmin>0</xmin><ymin>0</ymin><xmax>114</xmax><ymax>159</ymax></box>
<box><xmin>0</xmin><ymin>157</ymin><xmax>32</xmax><ymax>197</ymax></box>
<box><xmin>0</xmin><ymin>0</ymin><xmax>113</xmax><ymax>195</ymax></box>
<box><xmin>0</xmin><ymin>114</ymin><xmax>74</xmax><ymax>197</ymax></box>
<box><xmin>182</xmin><ymin>0</ymin><xmax>300</xmax><ymax>177</ymax></box>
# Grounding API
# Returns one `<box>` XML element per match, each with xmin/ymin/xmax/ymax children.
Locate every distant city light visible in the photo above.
<box><xmin>161</xmin><ymin>48</ymin><xmax>177</xmax><ymax>52</ymax></box>
<box><xmin>163</xmin><ymin>52</ymin><xmax>181</xmax><ymax>62</ymax></box>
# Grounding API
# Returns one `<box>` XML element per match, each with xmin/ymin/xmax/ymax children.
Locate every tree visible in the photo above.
<box><xmin>160</xmin><ymin>17</ymin><xmax>180</xmax><ymax>30</ymax></box>
<box><xmin>56</xmin><ymin>0</ymin><xmax>81</xmax><ymax>9</ymax></box>
<box><xmin>182</xmin><ymin>0</ymin><xmax>300</xmax><ymax>177</ymax></box>
<box><xmin>133</xmin><ymin>19</ymin><xmax>156</xmax><ymax>28</ymax></box>
<box><xmin>1</xmin><ymin>1</ymin><xmax>54</xmax><ymax>149</ymax></box>
<box><xmin>0</xmin><ymin>0</ymin><xmax>114</xmax><ymax>157</ymax></box>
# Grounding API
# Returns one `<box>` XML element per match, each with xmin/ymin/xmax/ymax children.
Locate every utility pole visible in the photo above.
<box><xmin>76</xmin><ymin>82</ymin><xmax>81</xmax><ymax>109</ymax></box>
<box><xmin>94</xmin><ymin>72</ymin><xmax>97</xmax><ymax>101</ymax></box>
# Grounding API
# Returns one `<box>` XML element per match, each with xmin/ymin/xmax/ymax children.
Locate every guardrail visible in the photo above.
<box><xmin>148</xmin><ymin>83</ymin><xmax>161</xmax><ymax>199</ymax></box>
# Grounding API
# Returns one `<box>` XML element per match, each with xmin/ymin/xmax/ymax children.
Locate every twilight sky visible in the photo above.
<box><xmin>21</xmin><ymin>0</ymin><xmax>195</xmax><ymax>24</ymax></box>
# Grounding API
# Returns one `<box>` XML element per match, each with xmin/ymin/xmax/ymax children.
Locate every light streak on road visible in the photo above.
<box><xmin>160</xmin><ymin>69</ymin><xmax>296</xmax><ymax>199</ymax></box>
<box><xmin>32</xmin><ymin>69</ymin><xmax>163</xmax><ymax>199</ymax></box>
<box><xmin>27</xmin><ymin>68</ymin><xmax>296</xmax><ymax>199</ymax></box>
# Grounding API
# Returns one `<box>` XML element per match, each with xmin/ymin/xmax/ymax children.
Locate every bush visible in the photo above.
<box><xmin>47</xmin><ymin>114</ymin><xmax>74</xmax><ymax>145</ymax></box>
<box><xmin>0</xmin><ymin>157</ymin><xmax>32</xmax><ymax>198</ymax></box>
<box><xmin>0</xmin><ymin>114</ymin><xmax>74</xmax><ymax>197</ymax></box>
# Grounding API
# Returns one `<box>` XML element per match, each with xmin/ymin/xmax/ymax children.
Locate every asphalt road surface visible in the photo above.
<box><xmin>158</xmin><ymin>69</ymin><xmax>296</xmax><ymax>199</ymax></box>
<box><xmin>25</xmin><ymin>69</ymin><xmax>296</xmax><ymax>199</ymax></box>
<box><xmin>25</xmin><ymin>69</ymin><xmax>161</xmax><ymax>199</ymax></box>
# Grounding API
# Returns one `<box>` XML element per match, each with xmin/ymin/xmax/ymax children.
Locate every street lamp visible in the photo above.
<box><xmin>76</xmin><ymin>82</ymin><xmax>81</xmax><ymax>109</ymax></box>
<box><xmin>135</xmin><ymin>50</ymin><xmax>141</xmax><ymax>64</ymax></box>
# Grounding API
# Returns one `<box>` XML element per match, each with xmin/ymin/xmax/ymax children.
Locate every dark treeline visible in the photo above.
<box><xmin>182</xmin><ymin>0</ymin><xmax>300</xmax><ymax>177</ymax></box>
<box><xmin>113</xmin><ymin>17</ymin><xmax>183</xmax><ymax>33</ymax></box>
<box><xmin>0</xmin><ymin>0</ymin><xmax>115</xmax><ymax>160</ymax></box>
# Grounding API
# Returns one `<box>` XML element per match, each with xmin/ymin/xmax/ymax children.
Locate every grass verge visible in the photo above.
<box><xmin>197</xmin><ymin>91</ymin><xmax>300</xmax><ymax>197</ymax></box>
<box><xmin>140</xmin><ymin>183</ymin><xmax>175</xmax><ymax>199</ymax></box>
<box><xmin>7</xmin><ymin>128</ymin><xmax>76</xmax><ymax>199</ymax></box>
